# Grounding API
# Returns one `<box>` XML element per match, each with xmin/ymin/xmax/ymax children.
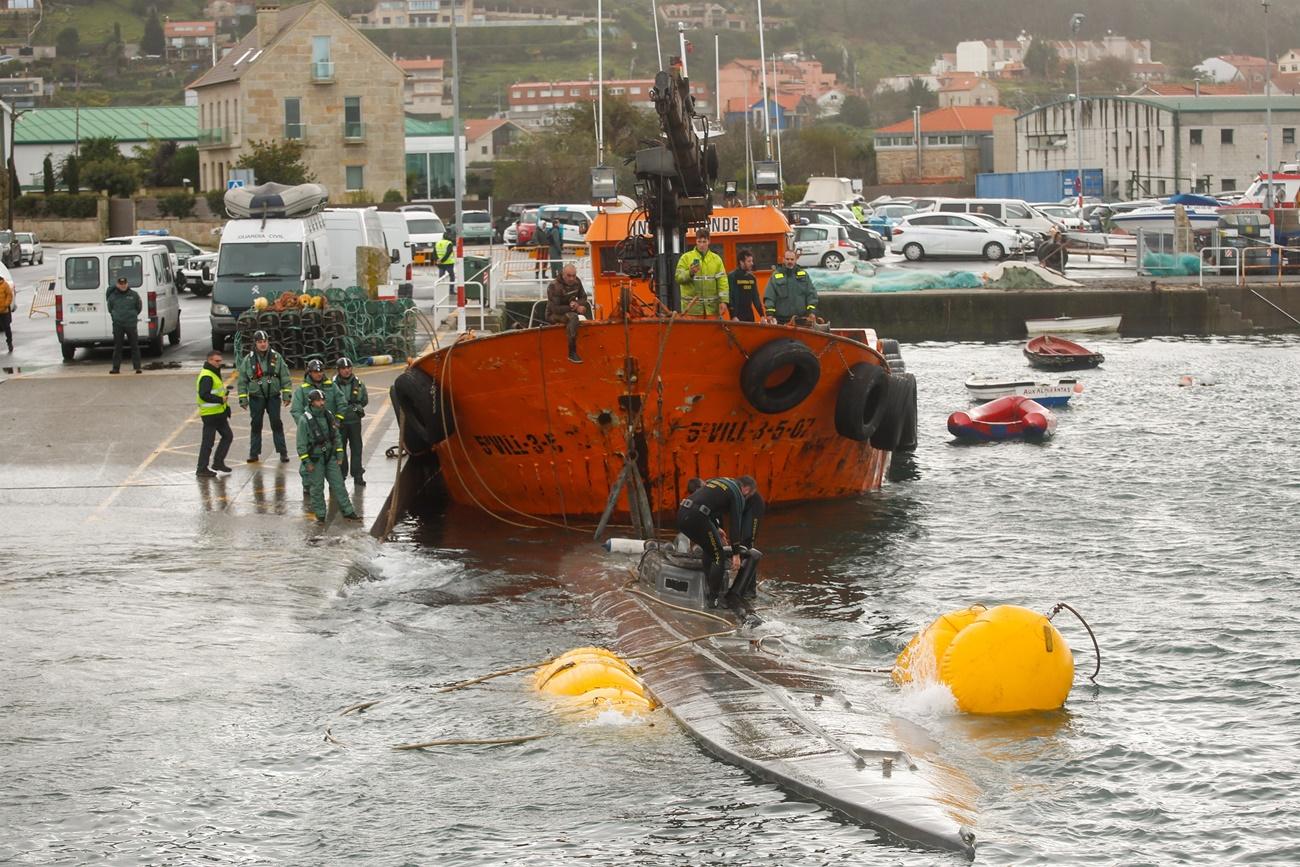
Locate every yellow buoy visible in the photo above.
<box><xmin>538</xmin><ymin>660</ymin><xmax>646</xmax><ymax>698</ymax></box>
<box><xmin>894</xmin><ymin>604</ymin><xmax>1074</xmax><ymax>714</ymax></box>
<box><xmin>571</xmin><ymin>687</ymin><xmax>656</xmax><ymax>714</ymax></box>
<box><xmin>533</xmin><ymin>647</ymin><xmax>634</xmax><ymax>689</ymax></box>
<box><xmin>892</xmin><ymin>605</ymin><xmax>987</xmax><ymax>686</ymax></box>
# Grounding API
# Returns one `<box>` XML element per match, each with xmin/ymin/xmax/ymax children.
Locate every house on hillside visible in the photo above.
<box><xmin>1195</xmin><ymin>55</ymin><xmax>1273</xmax><ymax>93</ymax></box>
<box><xmin>352</xmin><ymin>0</ymin><xmax>477</xmax><ymax>28</ymax></box>
<box><xmin>938</xmin><ymin>75</ymin><xmax>999</xmax><ymax>108</ymax></box>
<box><xmin>164</xmin><ymin>21</ymin><xmax>218</xmax><ymax>62</ymax></box>
<box><xmin>188</xmin><ymin>0</ymin><xmax>405</xmax><ymax>199</ymax></box>
<box><xmin>716</xmin><ymin>56</ymin><xmax>839</xmax><ymax>118</ymax></box>
<box><xmin>464</xmin><ymin>118</ymin><xmax>524</xmax><ymax>163</ymax></box>
<box><xmin>506</xmin><ymin>78</ymin><xmax>711</xmax><ymax>129</ymax></box>
<box><xmin>397</xmin><ymin>56</ymin><xmax>449</xmax><ymax>115</ymax></box>
<box><xmin>1279</xmin><ymin>49</ymin><xmax>1300</xmax><ymax>75</ymax></box>
<box><xmin>953</xmin><ymin>38</ymin><xmax>1027</xmax><ymax>75</ymax></box>
<box><xmin>873</xmin><ymin>106</ymin><xmax>1014</xmax><ymax>184</ymax></box>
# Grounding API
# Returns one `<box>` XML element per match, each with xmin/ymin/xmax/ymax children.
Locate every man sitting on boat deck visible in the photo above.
<box><xmin>765</xmin><ymin>249</ymin><xmax>819</xmax><ymax>326</ymax></box>
<box><xmin>545</xmin><ymin>262</ymin><xmax>590</xmax><ymax>364</ymax></box>
<box><xmin>675</xmin><ymin>228</ymin><xmax>729</xmax><ymax>317</ymax></box>
<box><xmin>677</xmin><ymin>476</ymin><xmax>765</xmax><ymax>609</ymax></box>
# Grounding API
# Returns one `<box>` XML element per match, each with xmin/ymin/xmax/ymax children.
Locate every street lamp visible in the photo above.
<box><xmin>1070</xmin><ymin>13</ymin><xmax>1085</xmax><ymax>207</ymax></box>
<box><xmin>1262</xmin><ymin>0</ymin><xmax>1273</xmax><ymax>209</ymax></box>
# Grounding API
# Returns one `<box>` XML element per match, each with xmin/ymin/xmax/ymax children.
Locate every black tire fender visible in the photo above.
<box><xmin>895</xmin><ymin>374</ymin><xmax>919</xmax><ymax>453</ymax></box>
<box><xmin>870</xmin><ymin>372</ymin><xmax>916</xmax><ymax>451</ymax></box>
<box><xmin>740</xmin><ymin>339</ymin><xmax>821</xmax><ymax>414</ymax></box>
<box><xmin>834</xmin><ymin>362</ymin><xmax>890</xmax><ymax>441</ymax></box>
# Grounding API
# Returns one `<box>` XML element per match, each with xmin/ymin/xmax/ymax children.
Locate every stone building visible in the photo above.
<box><xmin>1010</xmin><ymin>94</ymin><xmax>1300</xmax><ymax>198</ymax></box>
<box><xmin>189</xmin><ymin>0</ymin><xmax>405</xmax><ymax>200</ymax></box>
<box><xmin>874</xmin><ymin>106</ymin><xmax>1014</xmax><ymax>184</ymax></box>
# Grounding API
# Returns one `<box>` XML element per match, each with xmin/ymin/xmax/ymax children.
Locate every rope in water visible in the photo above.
<box><xmin>1047</xmin><ymin>601</ymin><xmax>1102</xmax><ymax>682</ymax></box>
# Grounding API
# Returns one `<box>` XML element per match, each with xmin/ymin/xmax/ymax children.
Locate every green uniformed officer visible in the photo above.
<box><xmin>296</xmin><ymin>388</ymin><xmax>361</xmax><ymax>524</ymax></box>
<box><xmin>674</xmin><ymin>227</ymin><xmax>729</xmax><ymax>317</ymax></box>
<box><xmin>332</xmin><ymin>356</ymin><xmax>369</xmax><ymax>486</ymax></box>
<box><xmin>291</xmin><ymin>359</ymin><xmax>338</xmax><ymax>497</ymax></box>
<box><xmin>236</xmin><ymin>329</ymin><xmax>292</xmax><ymax>463</ymax></box>
<box><xmin>764</xmin><ymin>248</ymin><xmax>819</xmax><ymax>325</ymax></box>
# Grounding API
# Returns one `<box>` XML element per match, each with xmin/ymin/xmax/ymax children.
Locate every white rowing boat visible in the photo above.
<box><xmin>965</xmin><ymin>375</ymin><xmax>1082</xmax><ymax>407</ymax></box>
<box><xmin>1024</xmin><ymin>314</ymin><xmax>1121</xmax><ymax>336</ymax></box>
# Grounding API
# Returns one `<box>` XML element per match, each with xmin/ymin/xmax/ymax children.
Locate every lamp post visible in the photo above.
<box><xmin>1070</xmin><ymin>13</ymin><xmax>1085</xmax><ymax>207</ymax></box>
<box><xmin>7</xmin><ymin>105</ymin><xmax>28</xmax><ymax>232</ymax></box>
<box><xmin>1262</xmin><ymin>0</ymin><xmax>1273</xmax><ymax>210</ymax></box>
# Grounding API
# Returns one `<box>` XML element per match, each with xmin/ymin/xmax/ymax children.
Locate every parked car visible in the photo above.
<box><xmin>14</xmin><ymin>231</ymin><xmax>42</xmax><ymax>265</ymax></box>
<box><xmin>536</xmin><ymin>204</ymin><xmax>598</xmax><ymax>246</ymax></box>
<box><xmin>785</xmin><ymin>207</ymin><xmax>885</xmax><ymax>259</ymax></box>
<box><xmin>865</xmin><ymin>202</ymin><xmax>916</xmax><ymax>239</ymax></box>
<box><xmin>181</xmin><ymin>251</ymin><xmax>217</xmax><ymax>296</ymax></box>
<box><xmin>890</xmin><ymin>213</ymin><xmax>1025</xmax><ymax>261</ymax></box>
<box><xmin>791</xmin><ymin>223</ymin><xmax>860</xmax><ymax>269</ymax></box>
<box><xmin>923</xmin><ymin>198</ymin><xmax>1059</xmax><ymax>239</ymax></box>
<box><xmin>398</xmin><ymin>203</ymin><xmax>438</xmax><ymax>213</ymax></box>
<box><xmin>0</xmin><ymin>229</ymin><xmax>20</xmax><ymax>268</ymax></box>
<box><xmin>104</xmin><ymin>234</ymin><xmax>211</xmax><ymax>291</ymax></box>
<box><xmin>402</xmin><ymin>210</ymin><xmax>445</xmax><ymax>264</ymax></box>
<box><xmin>1031</xmin><ymin>203</ymin><xmax>1088</xmax><ymax>230</ymax></box>
<box><xmin>962</xmin><ymin>212</ymin><xmax>1037</xmax><ymax>251</ymax></box>
<box><xmin>505</xmin><ymin>208</ymin><xmax>539</xmax><ymax>247</ymax></box>
<box><xmin>56</xmin><ymin>244</ymin><xmax>183</xmax><ymax>361</ymax></box>
<box><xmin>456</xmin><ymin>209</ymin><xmax>495</xmax><ymax>243</ymax></box>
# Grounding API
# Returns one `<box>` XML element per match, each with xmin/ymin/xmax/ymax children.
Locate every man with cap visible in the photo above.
<box><xmin>195</xmin><ymin>349</ymin><xmax>234</xmax><ymax>477</ymax></box>
<box><xmin>296</xmin><ymin>388</ymin><xmax>360</xmax><ymax>523</ymax></box>
<box><xmin>331</xmin><ymin>357</ymin><xmax>369</xmax><ymax>485</ymax></box>
<box><xmin>291</xmin><ymin>359</ymin><xmax>338</xmax><ymax>497</ymax></box>
<box><xmin>106</xmin><ymin>275</ymin><xmax>143</xmax><ymax>374</ymax></box>
<box><xmin>236</xmin><ymin>330</ymin><xmax>292</xmax><ymax>463</ymax></box>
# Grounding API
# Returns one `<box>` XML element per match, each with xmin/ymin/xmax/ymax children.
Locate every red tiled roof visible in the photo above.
<box><xmin>397</xmin><ymin>58</ymin><xmax>444</xmax><ymax>70</ymax></box>
<box><xmin>465</xmin><ymin>118</ymin><xmax>508</xmax><ymax>142</ymax></box>
<box><xmin>874</xmin><ymin>106</ymin><xmax>1014</xmax><ymax>134</ymax></box>
<box><xmin>1138</xmin><ymin>82</ymin><xmax>1249</xmax><ymax>96</ymax></box>
<box><xmin>164</xmin><ymin>20</ymin><xmax>216</xmax><ymax>38</ymax></box>
<box><xmin>939</xmin><ymin>74</ymin><xmax>985</xmax><ymax>92</ymax></box>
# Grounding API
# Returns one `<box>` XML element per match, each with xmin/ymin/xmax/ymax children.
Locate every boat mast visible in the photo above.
<box><xmin>757</xmin><ymin>0</ymin><xmax>771</xmax><ymax>158</ymax></box>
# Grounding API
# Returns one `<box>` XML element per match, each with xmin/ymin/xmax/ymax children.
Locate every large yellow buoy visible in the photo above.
<box><xmin>894</xmin><ymin>604</ymin><xmax>1074</xmax><ymax>714</ymax></box>
<box><xmin>533</xmin><ymin>647</ymin><xmax>651</xmax><ymax>710</ymax></box>
<box><xmin>533</xmin><ymin>647</ymin><xmax>635</xmax><ymax>690</ymax></box>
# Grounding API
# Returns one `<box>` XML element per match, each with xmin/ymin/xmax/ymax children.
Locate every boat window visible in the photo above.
<box><xmin>746</xmin><ymin>241</ymin><xmax>779</xmax><ymax>271</ymax></box>
<box><xmin>108</xmin><ymin>254</ymin><xmax>144</xmax><ymax>288</ymax></box>
<box><xmin>64</xmin><ymin>256</ymin><xmax>100</xmax><ymax>290</ymax></box>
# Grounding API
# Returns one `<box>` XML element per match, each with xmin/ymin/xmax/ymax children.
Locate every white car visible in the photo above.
<box><xmin>1031</xmin><ymin>203</ymin><xmax>1088</xmax><ymax>231</ymax></box>
<box><xmin>15</xmin><ymin>232</ymin><xmax>42</xmax><ymax>265</ymax></box>
<box><xmin>104</xmin><ymin>234</ymin><xmax>211</xmax><ymax>291</ymax></box>
<box><xmin>792</xmin><ymin>224</ymin><xmax>860</xmax><ymax>269</ymax></box>
<box><xmin>181</xmin><ymin>251</ymin><xmax>217</xmax><ymax>297</ymax></box>
<box><xmin>890</xmin><ymin>213</ymin><xmax>1025</xmax><ymax>262</ymax></box>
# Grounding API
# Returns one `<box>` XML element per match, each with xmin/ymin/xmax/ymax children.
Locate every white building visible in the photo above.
<box><xmin>1011</xmin><ymin>94</ymin><xmax>1300</xmax><ymax>198</ymax></box>
<box><xmin>953</xmin><ymin>38</ymin><xmax>1026</xmax><ymax>75</ymax></box>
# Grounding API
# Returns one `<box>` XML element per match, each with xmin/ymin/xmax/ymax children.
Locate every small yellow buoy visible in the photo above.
<box><xmin>894</xmin><ymin>604</ymin><xmax>1074</xmax><ymax>714</ymax></box>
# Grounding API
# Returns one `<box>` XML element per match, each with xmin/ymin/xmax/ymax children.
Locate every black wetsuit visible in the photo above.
<box><xmin>677</xmin><ymin>477</ymin><xmax>765</xmax><ymax>602</ymax></box>
<box><xmin>728</xmin><ymin>267</ymin><xmax>763</xmax><ymax>322</ymax></box>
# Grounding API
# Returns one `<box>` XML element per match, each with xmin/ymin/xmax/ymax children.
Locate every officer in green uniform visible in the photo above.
<box><xmin>332</xmin><ymin>357</ymin><xmax>369</xmax><ymax>485</ymax></box>
<box><xmin>674</xmin><ymin>227</ymin><xmax>729</xmax><ymax>317</ymax></box>
<box><xmin>296</xmin><ymin>388</ymin><xmax>360</xmax><ymax>524</ymax></box>
<box><xmin>764</xmin><ymin>248</ymin><xmax>819</xmax><ymax>325</ymax></box>
<box><xmin>291</xmin><ymin>359</ymin><xmax>337</xmax><ymax>497</ymax></box>
<box><xmin>236</xmin><ymin>329</ymin><xmax>292</xmax><ymax>463</ymax></box>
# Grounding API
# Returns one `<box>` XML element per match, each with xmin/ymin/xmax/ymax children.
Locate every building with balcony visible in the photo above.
<box><xmin>716</xmin><ymin>57</ymin><xmax>839</xmax><ymax>120</ymax></box>
<box><xmin>165</xmin><ymin>20</ymin><xmax>218</xmax><ymax>62</ymax></box>
<box><xmin>188</xmin><ymin>0</ymin><xmax>405</xmax><ymax>199</ymax></box>
<box><xmin>354</xmin><ymin>0</ymin><xmax>475</xmax><ymax>28</ymax></box>
<box><xmin>0</xmin><ymin>76</ymin><xmax>46</xmax><ymax>109</ymax></box>
<box><xmin>506</xmin><ymin>77</ymin><xmax>711</xmax><ymax>129</ymax></box>
<box><xmin>396</xmin><ymin>56</ymin><xmax>449</xmax><ymax>115</ymax></box>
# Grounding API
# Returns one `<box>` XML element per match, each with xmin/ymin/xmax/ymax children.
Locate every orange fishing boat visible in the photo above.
<box><xmin>394</xmin><ymin>66</ymin><xmax>915</xmax><ymax>528</ymax></box>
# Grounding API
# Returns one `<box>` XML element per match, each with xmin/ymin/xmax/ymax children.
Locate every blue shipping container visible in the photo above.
<box><xmin>976</xmin><ymin>169</ymin><xmax>1104</xmax><ymax>202</ymax></box>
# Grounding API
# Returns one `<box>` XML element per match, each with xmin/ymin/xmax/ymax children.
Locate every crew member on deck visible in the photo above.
<box><xmin>727</xmin><ymin>248</ymin><xmax>764</xmax><ymax>322</ymax></box>
<box><xmin>677</xmin><ymin>476</ymin><xmax>765</xmax><ymax>608</ymax></box>
<box><xmin>765</xmin><ymin>249</ymin><xmax>818</xmax><ymax>326</ymax></box>
<box><xmin>675</xmin><ymin>228</ymin><xmax>729</xmax><ymax>317</ymax></box>
<box><xmin>545</xmin><ymin>262</ymin><xmax>590</xmax><ymax>364</ymax></box>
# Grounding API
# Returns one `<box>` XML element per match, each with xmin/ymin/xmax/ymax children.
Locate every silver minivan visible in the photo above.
<box><xmin>927</xmin><ymin>198</ymin><xmax>1060</xmax><ymax>237</ymax></box>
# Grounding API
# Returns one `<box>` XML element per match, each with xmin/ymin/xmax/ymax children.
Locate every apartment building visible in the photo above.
<box><xmin>189</xmin><ymin>0</ymin><xmax>405</xmax><ymax>199</ymax></box>
<box><xmin>507</xmin><ymin>77</ymin><xmax>711</xmax><ymax>129</ymax></box>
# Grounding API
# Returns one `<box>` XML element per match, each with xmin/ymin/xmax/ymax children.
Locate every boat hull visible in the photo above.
<box><xmin>948</xmin><ymin>395</ymin><xmax>1056</xmax><ymax>441</ymax></box>
<box><xmin>1024</xmin><ymin>335</ymin><xmax>1104</xmax><ymax>371</ymax></box>
<box><xmin>415</xmin><ymin>320</ymin><xmax>895</xmax><ymax>519</ymax></box>
<box><xmin>1024</xmin><ymin>315</ymin><xmax>1121</xmax><ymax>336</ymax></box>
<box><xmin>1109</xmin><ymin>211</ymin><xmax>1220</xmax><ymax>235</ymax></box>
<box><xmin>965</xmin><ymin>376</ymin><xmax>1079</xmax><ymax>407</ymax></box>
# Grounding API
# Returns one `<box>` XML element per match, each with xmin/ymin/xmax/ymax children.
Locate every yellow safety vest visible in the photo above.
<box><xmin>196</xmin><ymin>368</ymin><xmax>227</xmax><ymax>416</ymax></box>
<box><xmin>434</xmin><ymin>238</ymin><xmax>454</xmax><ymax>265</ymax></box>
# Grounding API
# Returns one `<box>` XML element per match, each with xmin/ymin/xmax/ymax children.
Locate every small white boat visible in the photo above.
<box><xmin>223</xmin><ymin>182</ymin><xmax>329</xmax><ymax>219</ymax></box>
<box><xmin>1024</xmin><ymin>314</ymin><xmax>1122</xmax><ymax>336</ymax></box>
<box><xmin>965</xmin><ymin>375</ymin><xmax>1083</xmax><ymax>407</ymax></box>
<box><xmin>1108</xmin><ymin>194</ymin><xmax>1222</xmax><ymax>236</ymax></box>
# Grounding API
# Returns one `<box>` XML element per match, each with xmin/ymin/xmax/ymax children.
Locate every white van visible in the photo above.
<box><xmin>56</xmin><ymin>244</ymin><xmax>182</xmax><ymax>361</ymax></box>
<box><xmin>324</xmin><ymin>208</ymin><xmax>391</xmax><ymax>291</ymax></box>
<box><xmin>209</xmin><ymin>213</ymin><xmax>331</xmax><ymax>350</ymax></box>
<box><xmin>926</xmin><ymin>198</ymin><xmax>1061</xmax><ymax>237</ymax></box>
<box><xmin>536</xmin><ymin>204</ymin><xmax>598</xmax><ymax>246</ymax></box>
<box><xmin>376</xmin><ymin>209</ymin><xmax>414</xmax><ymax>294</ymax></box>
<box><xmin>402</xmin><ymin>209</ymin><xmax>445</xmax><ymax>263</ymax></box>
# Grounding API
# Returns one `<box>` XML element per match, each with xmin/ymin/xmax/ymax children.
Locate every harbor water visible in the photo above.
<box><xmin>4</xmin><ymin>336</ymin><xmax>1299</xmax><ymax>865</ymax></box>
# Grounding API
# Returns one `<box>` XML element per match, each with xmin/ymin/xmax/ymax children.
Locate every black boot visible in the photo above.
<box><xmin>567</xmin><ymin>340</ymin><xmax>582</xmax><ymax>364</ymax></box>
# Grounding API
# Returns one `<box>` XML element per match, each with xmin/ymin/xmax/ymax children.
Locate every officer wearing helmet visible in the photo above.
<box><xmin>296</xmin><ymin>387</ymin><xmax>360</xmax><ymax>524</ymax></box>
<box><xmin>291</xmin><ymin>359</ymin><xmax>339</xmax><ymax>497</ymax></box>
<box><xmin>235</xmin><ymin>329</ymin><xmax>292</xmax><ymax>463</ymax></box>
<box><xmin>331</xmin><ymin>357</ymin><xmax>369</xmax><ymax>486</ymax></box>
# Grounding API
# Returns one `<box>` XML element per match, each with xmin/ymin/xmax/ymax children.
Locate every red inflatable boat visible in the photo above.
<box><xmin>947</xmin><ymin>395</ymin><xmax>1057</xmax><ymax>442</ymax></box>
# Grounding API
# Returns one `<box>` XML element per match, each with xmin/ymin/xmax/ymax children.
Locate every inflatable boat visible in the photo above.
<box><xmin>223</xmin><ymin>182</ymin><xmax>329</xmax><ymax>219</ymax></box>
<box><xmin>964</xmin><ymin>374</ymin><xmax>1082</xmax><ymax>407</ymax></box>
<box><xmin>1023</xmin><ymin>335</ymin><xmax>1105</xmax><ymax>370</ymax></box>
<box><xmin>593</xmin><ymin>541</ymin><xmax>978</xmax><ymax>857</ymax></box>
<box><xmin>948</xmin><ymin>394</ymin><xmax>1057</xmax><ymax>441</ymax></box>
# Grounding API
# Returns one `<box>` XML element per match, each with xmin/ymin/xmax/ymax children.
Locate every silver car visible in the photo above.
<box><xmin>15</xmin><ymin>231</ymin><xmax>42</xmax><ymax>265</ymax></box>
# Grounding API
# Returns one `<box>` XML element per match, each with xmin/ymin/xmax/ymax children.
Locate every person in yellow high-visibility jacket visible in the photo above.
<box><xmin>674</xmin><ymin>228</ymin><xmax>729</xmax><ymax>317</ymax></box>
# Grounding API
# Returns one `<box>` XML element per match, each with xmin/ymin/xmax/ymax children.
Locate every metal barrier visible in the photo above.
<box><xmin>497</xmin><ymin>246</ymin><xmax>592</xmax><ymax>299</ymax></box>
<box><xmin>432</xmin><ymin>278</ymin><xmax>490</xmax><ymax>331</ymax></box>
<box><xmin>1197</xmin><ymin>246</ymin><xmax>1245</xmax><ymax>286</ymax></box>
<box><xmin>28</xmin><ymin>278</ymin><xmax>55</xmax><ymax>318</ymax></box>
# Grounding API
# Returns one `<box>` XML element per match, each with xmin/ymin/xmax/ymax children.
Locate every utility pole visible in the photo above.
<box><xmin>1070</xmin><ymin>13</ymin><xmax>1086</xmax><ymax>207</ymax></box>
<box><xmin>451</xmin><ymin>0</ymin><xmax>465</xmax><ymax>331</ymax></box>
<box><xmin>1263</xmin><ymin>0</ymin><xmax>1274</xmax><ymax>210</ymax></box>
<box><xmin>7</xmin><ymin>105</ymin><xmax>27</xmax><ymax>231</ymax></box>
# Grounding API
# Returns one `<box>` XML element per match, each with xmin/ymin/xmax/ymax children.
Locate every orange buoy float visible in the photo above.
<box><xmin>894</xmin><ymin>604</ymin><xmax>1074</xmax><ymax>714</ymax></box>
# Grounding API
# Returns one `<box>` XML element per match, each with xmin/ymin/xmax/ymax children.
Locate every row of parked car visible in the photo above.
<box><xmin>0</xmin><ymin>229</ymin><xmax>44</xmax><ymax>268</ymax></box>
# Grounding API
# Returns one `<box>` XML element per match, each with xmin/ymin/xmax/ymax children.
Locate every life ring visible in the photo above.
<box><xmin>390</xmin><ymin>367</ymin><xmax>454</xmax><ymax>454</ymax></box>
<box><xmin>834</xmin><ymin>362</ymin><xmax>890</xmax><ymax>441</ymax></box>
<box><xmin>740</xmin><ymin>339</ymin><xmax>821</xmax><ymax>414</ymax></box>
<box><xmin>869</xmin><ymin>372</ymin><xmax>916</xmax><ymax>451</ymax></box>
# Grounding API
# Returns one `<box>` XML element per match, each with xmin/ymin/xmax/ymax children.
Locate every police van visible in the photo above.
<box><xmin>55</xmin><ymin>245</ymin><xmax>183</xmax><ymax>362</ymax></box>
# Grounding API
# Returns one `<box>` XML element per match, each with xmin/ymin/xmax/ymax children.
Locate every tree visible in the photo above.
<box><xmin>1086</xmin><ymin>56</ymin><xmax>1135</xmax><ymax>92</ymax></box>
<box><xmin>1023</xmin><ymin>39</ymin><xmax>1060</xmax><ymax>78</ymax></box>
<box><xmin>235</xmin><ymin>138</ymin><xmax>315</xmax><ymax>185</ymax></box>
<box><xmin>80</xmin><ymin>136</ymin><xmax>121</xmax><ymax>164</ymax></box>
<box><xmin>55</xmin><ymin>26</ymin><xmax>80</xmax><ymax>59</ymax></box>
<box><xmin>60</xmin><ymin>153</ymin><xmax>80</xmax><ymax>195</ymax></box>
<box><xmin>42</xmin><ymin>155</ymin><xmax>55</xmax><ymax>194</ymax></box>
<box><xmin>141</xmin><ymin>8</ymin><xmax>165</xmax><ymax>56</ymax></box>
<box><xmin>82</xmin><ymin>158</ymin><xmax>140</xmax><ymax>197</ymax></box>
<box><xmin>837</xmin><ymin>94</ymin><xmax>872</xmax><ymax>129</ymax></box>
<box><xmin>868</xmin><ymin>78</ymin><xmax>937</xmax><ymax>128</ymax></box>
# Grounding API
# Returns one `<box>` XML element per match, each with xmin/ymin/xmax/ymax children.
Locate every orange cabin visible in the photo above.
<box><xmin>584</xmin><ymin>206</ymin><xmax>792</xmax><ymax>315</ymax></box>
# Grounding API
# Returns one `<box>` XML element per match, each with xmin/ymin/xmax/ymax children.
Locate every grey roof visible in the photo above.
<box><xmin>1017</xmin><ymin>93</ymin><xmax>1300</xmax><ymax>122</ymax></box>
<box><xmin>188</xmin><ymin>1</ymin><xmax>314</xmax><ymax>89</ymax></box>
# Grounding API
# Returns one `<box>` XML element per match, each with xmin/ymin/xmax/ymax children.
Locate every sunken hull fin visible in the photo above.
<box><xmin>595</xmin><ymin>587</ymin><xmax>979</xmax><ymax>858</ymax></box>
<box><xmin>418</xmin><ymin>319</ymin><xmax>900</xmax><ymax>520</ymax></box>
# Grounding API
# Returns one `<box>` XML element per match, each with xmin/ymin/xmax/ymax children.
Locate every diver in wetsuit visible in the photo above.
<box><xmin>677</xmin><ymin>476</ymin><xmax>765</xmax><ymax>608</ymax></box>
